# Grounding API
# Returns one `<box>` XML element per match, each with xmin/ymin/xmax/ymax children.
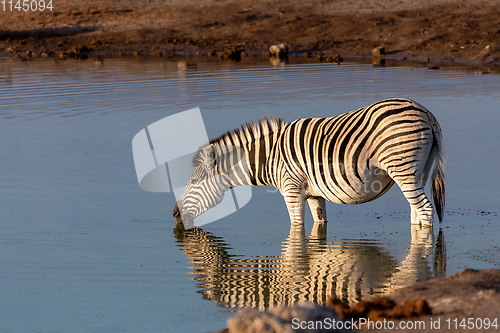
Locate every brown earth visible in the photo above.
<box><xmin>335</xmin><ymin>269</ymin><xmax>500</xmax><ymax>332</ymax></box>
<box><xmin>378</xmin><ymin>268</ymin><xmax>500</xmax><ymax>333</ymax></box>
<box><xmin>329</xmin><ymin>269</ymin><xmax>500</xmax><ymax>332</ymax></box>
<box><xmin>223</xmin><ymin>269</ymin><xmax>500</xmax><ymax>332</ymax></box>
<box><xmin>1</xmin><ymin>0</ymin><xmax>500</xmax><ymax>64</ymax></box>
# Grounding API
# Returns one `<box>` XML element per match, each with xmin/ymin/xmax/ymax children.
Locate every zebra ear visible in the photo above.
<box><xmin>202</xmin><ymin>145</ymin><xmax>216</xmax><ymax>168</ymax></box>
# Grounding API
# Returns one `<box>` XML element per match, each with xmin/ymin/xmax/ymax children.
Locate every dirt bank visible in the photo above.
<box><xmin>365</xmin><ymin>268</ymin><xmax>500</xmax><ymax>332</ymax></box>
<box><xmin>1</xmin><ymin>0</ymin><xmax>500</xmax><ymax>64</ymax></box>
<box><xmin>223</xmin><ymin>269</ymin><xmax>500</xmax><ymax>332</ymax></box>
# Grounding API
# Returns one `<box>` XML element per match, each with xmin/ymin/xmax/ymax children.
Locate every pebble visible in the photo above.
<box><xmin>219</xmin><ymin>47</ymin><xmax>243</xmax><ymax>61</ymax></box>
<box><xmin>228</xmin><ymin>301</ymin><xmax>348</xmax><ymax>333</ymax></box>
<box><xmin>372</xmin><ymin>46</ymin><xmax>385</xmax><ymax>57</ymax></box>
<box><xmin>269</xmin><ymin>43</ymin><xmax>289</xmax><ymax>58</ymax></box>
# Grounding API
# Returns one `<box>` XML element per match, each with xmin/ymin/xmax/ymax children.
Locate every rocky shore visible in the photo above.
<box><xmin>224</xmin><ymin>269</ymin><xmax>500</xmax><ymax>332</ymax></box>
<box><xmin>1</xmin><ymin>0</ymin><xmax>500</xmax><ymax>64</ymax></box>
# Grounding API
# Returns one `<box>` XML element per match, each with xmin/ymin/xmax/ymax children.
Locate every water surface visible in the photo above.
<box><xmin>0</xmin><ymin>58</ymin><xmax>499</xmax><ymax>333</ymax></box>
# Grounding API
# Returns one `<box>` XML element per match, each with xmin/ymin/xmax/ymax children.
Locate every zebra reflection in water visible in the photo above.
<box><xmin>175</xmin><ymin>226</ymin><xmax>446</xmax><ymax>309</ymax></box>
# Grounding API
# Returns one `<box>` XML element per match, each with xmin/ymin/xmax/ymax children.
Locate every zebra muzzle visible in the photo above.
<box><xmin>173</xmin><ymin>203</ymin><xmax>195</xmax><ymax>230</ymax></box>
<box><xmin>173</xmin><ymin>203</ymin><xmax>183</xmax><ymax>223</ymax></box>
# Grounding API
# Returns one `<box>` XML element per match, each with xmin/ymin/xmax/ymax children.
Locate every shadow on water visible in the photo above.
<box><xmin>174</xmin><ymin>225</ymin><xmax>446</xmax><ymax>309</ymax></box>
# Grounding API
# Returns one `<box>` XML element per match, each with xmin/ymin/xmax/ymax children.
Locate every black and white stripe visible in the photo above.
<box><xmin>175</xmin><ymin>226</ymin><xmax>446</xmax><ymax>308</ymax></box>
<box><xmin>174</xmin><ymin>98</ymin><xmax>445</xmax><ymax>229</ymax></box>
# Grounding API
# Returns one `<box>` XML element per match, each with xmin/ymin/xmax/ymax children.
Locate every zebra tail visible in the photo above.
<box><xmin>430</xmin><ymin>116</ymin><xmax>446</xmax><ymax>222</ymax></box>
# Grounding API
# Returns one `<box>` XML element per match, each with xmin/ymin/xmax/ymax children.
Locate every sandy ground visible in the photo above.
<box><xmin>1</xmin><ymin>0</ymin><xmax>500</xmax><ymax>63</ymax></box>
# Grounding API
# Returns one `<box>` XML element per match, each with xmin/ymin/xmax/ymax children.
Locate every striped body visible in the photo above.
<box><xmin>174</xmin><ymin>98</ymin><xmax>445</xmax><ymax>230</ymax></box>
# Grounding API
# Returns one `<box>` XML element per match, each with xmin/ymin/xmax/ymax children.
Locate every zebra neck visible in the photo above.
<box><xmin>212</xmin><ymin>143</ymin><xmax>255</xmax><ymax>188</ymax></box>
<box><xmin>245</xmin><ymin>130</ymin><xmax>281</xmax><ymax>187</ymax></box>
<box><xmin>210</xmin><ymin>125</ymin><xmax>284</xmax><ymax>188</ymax></box>
<box><xmin>212</xmin><ymin>140</ymin><xmax>275</xmax><ymax>187</ymax></box>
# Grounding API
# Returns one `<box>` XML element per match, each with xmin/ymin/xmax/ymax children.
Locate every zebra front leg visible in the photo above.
<box><xmin>307</xmin><ymin>196</ymin><xmax>327</xmax><ymax>238</ymax></box>
<box><xmin>282</xmin><ymin>188</ymin><xmax>307</xmax><ymax>226</ymax></box>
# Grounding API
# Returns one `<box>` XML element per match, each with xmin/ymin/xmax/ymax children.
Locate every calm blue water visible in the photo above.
<box><xmin>0</xmin><ymin>58</ymin><xmax>499</xmax><ymax>332</ymax></box>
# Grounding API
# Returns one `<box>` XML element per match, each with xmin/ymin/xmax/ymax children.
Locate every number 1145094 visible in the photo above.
<box><xmin>2</xmin><ymin>0</ymin><xmax>53</xmax><ymax>11</ymax></box>
<box><xmin>446</xmin><ymin>318</ymin><xmax>498</xmax><ymax>330</ymax></box>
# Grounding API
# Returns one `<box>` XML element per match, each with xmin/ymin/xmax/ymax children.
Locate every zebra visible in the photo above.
<box><xmin>173</xmin><ymin>98</ymin><xmax>445</xmax><ymax>231</ymax></box>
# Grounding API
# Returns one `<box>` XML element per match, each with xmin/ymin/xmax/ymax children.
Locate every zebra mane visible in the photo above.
<box><xmin>192</xmin><ymin>117</ymin><xmax>287</xmax><ymax>167</ymax></box>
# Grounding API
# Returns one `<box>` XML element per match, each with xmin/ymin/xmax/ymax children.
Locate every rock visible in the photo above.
<box><xmin>90</xmin><ymin>39</ymin><xmax>103</xmax><ymax>47</ymax></box>
<box><xmin>224</xmin><ymin>269</ymin><xmax>500</xmax><ymax>333</ymax></box>
<box><xmin>219</xmin><ymin>47</ymin><xmax>243</xmax><ymax>61</ymax></box>
<box><xmin>269</xmin><ymin>43</ymin><xmax>288</xmax><ymax>58</ymax></box>
<box><xmin>390</xmin><ymin>268</ymin><xmax>500</xmax><ymax>318</ymax></box>
<box><xmin>68</xmin><ymin>45</ymin><xmax>90</xmax><ymax>59</ymax></box>
<box><xmin>326</xmin><ymin>54</ymin><xmax>343</xmax><ymax>63</ymax></box>
<box><xmin>227</xmin><ymin>301</ymin><xmax>350</xmax><ymax>333</ymax></box>
<box><xmin>73</xmin><ymin>45</ymin><xmax>89</xmax><ymax>54</ymax></box>
<box><xmin>62</xmin><ymin>49</ymin><xmax>87</xmax><ymax>60</ymax></box>
<box><xmin>368</xmin><ymin>269</ymin><xmax>500</xmax><ymax>332</ymax></box>
<box><xmin>372</xmin><ymin>46</ymin><xmax>385</xmax><ymax>57</ymax></box>
<box><xmin>327</xmin><ymin>294</ymin><xmax>431</xmax><ymax>322</ymax></box>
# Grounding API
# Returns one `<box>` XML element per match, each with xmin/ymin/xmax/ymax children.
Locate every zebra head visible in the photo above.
<box><xmin>173</xmin><ymin>144</ymin><xmax>231</xmax><ymax>229</ymax></box>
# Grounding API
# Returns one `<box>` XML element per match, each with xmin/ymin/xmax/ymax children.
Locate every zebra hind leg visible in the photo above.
<box><xmin>389</xmin><ymin>139</ymin><xmax>436</xmax><ymax>227</ymax></box>
<box><xmin>307</xmin><ymin>196</ymin><xmax>327</xmax><ymax>238</ymax></box>
<box><xmin>397</xmin><ymin>179</ymin><xmax>434</xmax><ymax>227</ymax></box>
<box><xmin>408</xmin><ymin>143</ymin><xmax>437</xmax><ymax>227</ymax></box>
